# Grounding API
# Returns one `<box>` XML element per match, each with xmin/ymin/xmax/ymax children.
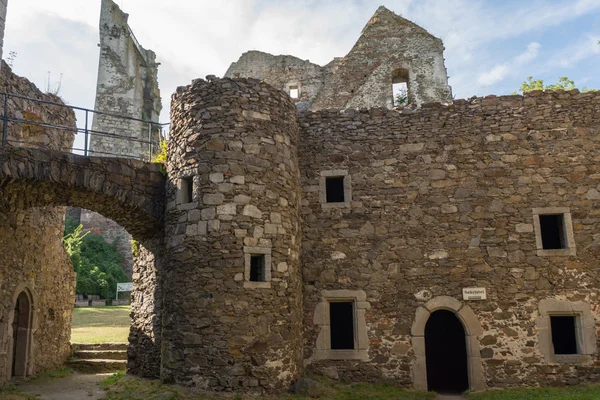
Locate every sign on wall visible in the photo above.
<box><xmin>462</xmin><ymin>287</ymin><xmax>487</xmax><ymax>301</ymax></box>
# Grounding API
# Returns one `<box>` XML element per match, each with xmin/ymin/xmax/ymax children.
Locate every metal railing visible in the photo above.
<box><xmin>0</xmin><ymin>91</ymin><xmax>169</xmax><ymax>161</ymax></box>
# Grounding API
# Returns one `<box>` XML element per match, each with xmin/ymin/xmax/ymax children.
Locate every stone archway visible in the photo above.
<box><xmin>411</xmin><ymin>296</ymin><xmax>485</xmax><ymax>392</ymax></box>
<box><xmin>6</xmin><ymin>284</ymin><xmax>37</xmax><ymax>380</ymax></box>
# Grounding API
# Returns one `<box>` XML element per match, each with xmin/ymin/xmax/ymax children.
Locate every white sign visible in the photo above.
<box><xmin>462</xmin><ymin>287</ymin><xmax>487</xmax><ymax>301</ymax></box>
<box><xmin>117</xmin><ymin>282</ymin><xmax>133</xmax><ymax>292</ymax></box>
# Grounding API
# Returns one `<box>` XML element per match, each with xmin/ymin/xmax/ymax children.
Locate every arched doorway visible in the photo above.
<box><xmin>11</xmin><ymin>290</ymin><xmax>32</xmax><ymax>378</ymax></box>
<box><xmin>425</xmin><ymin>310</ymin><xmax>469</xmax><ymax>393</ymax></box>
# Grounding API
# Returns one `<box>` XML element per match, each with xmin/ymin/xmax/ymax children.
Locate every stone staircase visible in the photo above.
<box><xmin>68</xmin><ymin>343</ymin><xmax>127</xmax><ymax>372</ymax></box>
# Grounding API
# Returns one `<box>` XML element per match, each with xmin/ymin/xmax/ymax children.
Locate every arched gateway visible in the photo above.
<box><xmin>411</xmin><ymin>296</ymin><xmax>486</xmax><ymax>393</ymax></box>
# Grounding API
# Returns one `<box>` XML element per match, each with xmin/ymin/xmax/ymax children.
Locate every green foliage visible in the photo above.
<box><xmin>517</xmin><ymin>76</ymin><xmax>596</xmax><ymax>94</ymax></box>
<box><xmin>63</xmin><ymin>216</ymin><xmax>128</xmax><ymax>300</ymax></box>
<box><xmin>394</xmin><ymin>88</ymin><xmax>408</xmax><ymax>106</ymax></box>
<box><xmin>131</xmin><ymin>239</ymin><xmax>139</xmax><ymax>258</ymax></box>
<box><xmin>467</xmin><ymin>384</ymin><xmax>600</xmax><ymax>399</ymax></box>
<box><xmin>151</xmin><ymin>140</ymin><xmax>168</xmax><ymax>164</ymax></box>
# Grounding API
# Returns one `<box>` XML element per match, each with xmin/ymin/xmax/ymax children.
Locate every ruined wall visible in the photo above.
<box><xmin>0</xmin><ymin>61</ymin><xmax>75</xmax><ymax>382</ymax></box>
<box><xmin>162</xmin><ymin>77</ymin><xmax>303</xmax><ymax>393</ymax></box>
<box><xmin>224</xmin><ymin>51</ymin><xmax>335</xmax><ymax>112</ymax></box>
<box><xmin>224</xmin><ymin>6</ymin><xmax>451</xmax><ymax>111</ymax></box>
<box><xmin>298</xmin><ymin>90</ymin><xmax>600</xmax><ymax>388</ymax></box>
<box><xmin>90</xmin><ymin>0</ymin><xmax>161</xmax><ymax>158</ymax></box>
<box><xmin>81</xmin><ymin>0</ymin><xmax>164</xmax><ymax>283</ymax></box>
<box><xmin>0</xmin><ymin>0</ymin><xmax>7</xmax><ymax>61</ymax></box>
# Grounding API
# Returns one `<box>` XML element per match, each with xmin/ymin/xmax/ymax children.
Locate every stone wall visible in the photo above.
<box><xmin>0</xmin><ymin>0</ymin><xmax>7</xmax><ymax>61</ymax></box>
<box><xmin>90</xmin><ymin>0</ymin><xmax>161</xmax><ymax>159</ymax></box>
<box><xmin>82</xmin><ymin>0</ymin><xmax>164</xmax><ymax>282</ymax></box>
<box><xmin>298</xmin><ymin>90</ymin><xmax>600</xmax><ymax>388</ymax></box>
<box><xmin>162</xmin><ymin>77</ymin><xmax>303</xmax><ymax>393</ymax></box>
<box><xmin>225</xmin><ymin>6</ymin><xmax>452</xmax><ymax>110</ymax></box>
<box><xmin>224</xmin><ymin>51</ymin><xmax>336</xmax><ymax>112</ymax></box>
<box><xmin>0</xmin><ymin>61</ymin><xmax>75</xmax><ymax>383</ymax></box>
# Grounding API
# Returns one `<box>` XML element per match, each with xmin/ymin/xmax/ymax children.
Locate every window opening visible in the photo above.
<box><xmin>249</xmin><ymin>254</ymin><xmax>266</xmax><ymax>282</ymax></box>
<box><xmin>181</xmin><ymin>177</ymin><xmax>194</xmax><ymax>204</ymax></box>
<box><xmin>392</xmin><ymin>68</ymin><xmax>409</xmax><ymax>106</ymax></box>
<box><xmin>325</xmin><ymin>176</ymin><xmax>345</xmax><ymax>203</ymax></box>
<box><xmin>330</xmin><ymin>301</ymin><xmax>355</xmax><ymax>350</ymax></box>
<box><xmin>550</xmin><ymin>316</ymin><xmax>578</xmax><ymax>355</ymax></box>
<box><xmin>539</xmin><ymin>214</ymin><xmax>566</xmax><ymax>249</ymax></box>
<box><xmin>289</xmin><ymin>85</ymin><xmax>299</xmax><ymax>99</ymax></box>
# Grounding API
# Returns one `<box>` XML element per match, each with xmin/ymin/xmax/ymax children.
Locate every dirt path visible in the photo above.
<box><xmin>16</xmin><ymin>372</ymin><xmax>111</xmax><ymax>400</ymax></box>
<box><xmin>437</xmin><ymin>395</ymin><xmax>467</xmax><ymax>400</ymax></box>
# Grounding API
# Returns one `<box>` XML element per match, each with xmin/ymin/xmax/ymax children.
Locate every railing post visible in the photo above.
<box><xmin>2</xmin><ymin>93</ymin><xmax>8</xmax><ymax>145</ymax></box>
<box><xmin>148</xmin><ymin>122</ymin><xmax>153</xmax><ymax>161</ymax></box>
<box><xmin>84</xmin><ymin>110</ymin><xmax>89</xmax><ymax>156</ymax></box>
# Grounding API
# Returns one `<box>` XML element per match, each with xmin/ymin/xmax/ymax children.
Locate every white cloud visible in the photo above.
<box><xmin>478</xmin><ymin>42</ymin><xmax>541</xmax><ymax>86</ymax></box>
<box><xmin>553</xmin><ymin>35</ymin><xmax>600</xmax><ymax>68</ymax></box>
<box><xmin>3</xmin><ymin>0</ymin><xmax>600</xmax><ymax>119</ymax></box>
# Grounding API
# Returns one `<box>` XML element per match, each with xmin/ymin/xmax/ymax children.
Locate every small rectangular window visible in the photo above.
<box><xmin>325</xmin><ymin>176</ymin><xmax>345</xmax><ymax>203</ymax></box>
<box><xmin>289</xmin><ymin>85</ymin><xmax>299</xmax><ymax>99</ymax></box>
<box><xmin>330</xmin><ymin>302</ymin><xmax>355</xmax><ymax>350</ymax></box>
<box><xmin>249</xmin><ymin>255</ymin><xmax>266</xmax><ymax>282</ymax></box>
<box><xmin>181</xmin><ymin>177</ymin><xmax>194</xmax><ymax>204</ymax></box>
<box><xmin>539</xmin><ymin>214</ymin><xmax>566</xmax><ymax>249</ymax></box>
<box><xmin>550</xmin><ymin>316</ymin><xmax>578</xmax><ymax>355</ymax></box>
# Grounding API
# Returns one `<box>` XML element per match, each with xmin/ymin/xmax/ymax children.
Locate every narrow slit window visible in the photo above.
<box><xmin>249</xmin><ymin>255</ymin><xmax>266</xmax><ymax>282</ymax></box>
<box><xmin>181</xmin><ymin>177</ymin><xmax>194</xmax><ymax>204</ymax></box>
<box><xmin>550</xmin><ymin>316</ymin><xmax>578</xmax><ymax>355</ymax></box>
<box><xmin>330</xmin><ymin>302</ymin><xmax>355</xmax><ymax>350</ymax></box>
<box><xmin>539</xmin><ymin>214</ymin><xmax>566</xmax><ymax>249</ymax></box>
<box><xmin>325</xmin><ymin>176</ymin><xmax>345</xmax><ymax>203</ymax></box>
<box><xmin>289</xmin><ymin>85</ymin><xmax>299</xmax><ymax>99</ymax></box>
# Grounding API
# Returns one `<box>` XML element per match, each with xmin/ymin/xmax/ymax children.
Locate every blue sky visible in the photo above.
<box><xmin>5</xmin><ymin>0</ymin><xmax>600</xmax><ymax>125</ymax></box>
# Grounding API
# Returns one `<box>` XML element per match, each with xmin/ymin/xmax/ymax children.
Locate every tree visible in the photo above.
<box><xmin>517</xmin><ymin>76</ymin><xmax>595</xmax><ymax>94</ymax></box>
<box><xmin>63</xmin><ymin>216</ymin><xmax>129</xmax><ymax>300</ymax></box>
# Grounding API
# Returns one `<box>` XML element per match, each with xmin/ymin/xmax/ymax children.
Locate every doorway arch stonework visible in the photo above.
<box><xmin>5</xmin><ymin>283</ymin><xmax>37</xmax><ymax>380</ymax></box>
<box><xmin>411</xmin><ymin>296</ymin><xmax>485</xmax><ymax>391</ymax></box>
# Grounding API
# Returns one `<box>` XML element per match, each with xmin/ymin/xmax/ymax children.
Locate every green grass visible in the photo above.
<box><xmin>0</xmin><ymin>384</ymin><xmax>37</xmax><ymax>400</ymax></box>
<box><xmin>71</xmin><ymin>306</ymin><xmax>131</xmax><ymax>343</ymax></box>
<box><xmin>100</xmin><ymin>372</ymin><xmax>435</xmax><ymax>400</ymax></box>
<box><xmin>34</xmin><ymin>367</ymin><xmax>74</xmax><ymax>379</ymax></box>
<box><xmin>467</xmin><ymin>384</ymin><xmax>600</xmax><ymax>400</ymax></box>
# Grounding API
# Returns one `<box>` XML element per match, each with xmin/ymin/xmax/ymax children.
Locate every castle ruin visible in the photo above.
<box><xmin>1</xmin><ymin>4</ymin><xmax>599</xmax><ymax>396</ymax></box>
<box><xmin>77</xmin><ymin>0</ymin><xmax>163</xmax><ymax>277</ymax></box>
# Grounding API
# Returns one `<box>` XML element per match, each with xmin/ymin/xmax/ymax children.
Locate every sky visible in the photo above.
<box><xmin>5</xmin><ymin>0</ymin><xmax>600</xmax><ymax>133</ymax></box>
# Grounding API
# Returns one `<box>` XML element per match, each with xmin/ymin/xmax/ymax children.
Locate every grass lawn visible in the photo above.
<box><xmin>467</xmin><ymin>385</ymin><xmax>600</xmax><ymax>400</ymax></box>
<box><xmin>101</xmin><ymin>372</ymin><xmax>436</xmax><ymax>400</ymax></box>
<box><xmin>71</xmin><ymin>306</ymin><xmax>131</xmax><ymax>343</ymax></box>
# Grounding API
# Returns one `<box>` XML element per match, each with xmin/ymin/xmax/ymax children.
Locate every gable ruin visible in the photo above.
<box><xmin>225</xmin><ymin>7</ymin><xmax>452</xmax><ymax>111</ymax></box>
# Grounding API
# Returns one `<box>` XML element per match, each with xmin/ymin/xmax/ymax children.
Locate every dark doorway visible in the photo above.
<box><xmin>425</xmin><ymin>310</ymin><xmax>469</xmax><ymax>393</ymax></box>
<box><xmin>11</xmin><ymin>291</ymin><xmax>32</xmax><ymax>377</ymax></box>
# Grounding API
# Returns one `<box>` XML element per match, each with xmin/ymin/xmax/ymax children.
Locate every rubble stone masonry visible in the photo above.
<box><xmin>0</xmin><ymin>61</ymin><xmax>75</xmax><ymax>382</ymax></box>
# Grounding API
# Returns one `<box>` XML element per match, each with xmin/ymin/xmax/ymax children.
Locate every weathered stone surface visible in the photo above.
<box><xmin>225</xmin><ymin>6</ymin><xmax>451</xmax><ymax>110</ymax></box>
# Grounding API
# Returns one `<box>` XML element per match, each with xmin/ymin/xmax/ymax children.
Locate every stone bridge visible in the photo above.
<box><xmin>0</xmin><ymin>146</ymin><xmax>165</xmax><ymax>239</ymax></box>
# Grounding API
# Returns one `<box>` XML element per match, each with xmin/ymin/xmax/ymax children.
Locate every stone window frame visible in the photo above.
<box><xmin>310</xmin><ymin>290</ymin><xmax>370</xmax><ymax>361</ymax></box>
<box><xmin>532</xmin><ymin>207</ymin><xmax>576</xmax><ymax>257</ymax></box>
<box><xmin>285</xmin><ymin>81</ymin><xmax>301</xmax><ymax>99</ymax></box>
<box><xmin>243</xmin><ymin>246</ymin><xmax>272</xmax><ymax>289</ymax></box>
<box><xmin>319</xmin><ymin>169</ymin><xmax>352</xmax><ymax>209</ymax></box>
<box><xmin>537</xmin><ymin>299</ymin><xmax>596</xmax><ymax>364</ymax></box>
<box><xmin>176</xmin><ymin>171</ymin><xmax>199</xmax><ymax>210</ymax></box>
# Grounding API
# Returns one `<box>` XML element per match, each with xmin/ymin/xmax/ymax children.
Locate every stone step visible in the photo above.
<box><xmin>71</xmin><ymin>342</ymin><xmax>128</xmax><ymax>351</ymax></box>
<box><xmin>67</xmin><ymin>359</ymin><xmax>127</xmax><ymax>373</ymax></box>
<box><xmin>73</xmin><ymin>349</ymin><xmax>127</xmax><ymax>360</ymax></box>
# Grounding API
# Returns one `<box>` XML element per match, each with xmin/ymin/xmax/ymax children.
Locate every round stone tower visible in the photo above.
<box><xmin>162</xmin><ymin>77</ymin><xmax>303</xmax><ymax>392</ymax></box>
